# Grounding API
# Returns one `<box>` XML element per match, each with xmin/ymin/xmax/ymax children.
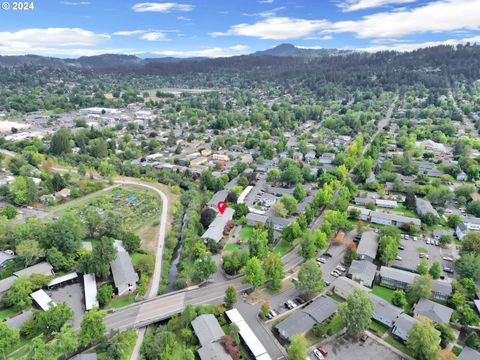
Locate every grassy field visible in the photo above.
<box><xmin>273</xmin><ymin>238</ymin><xmax>293</xmax><ymax>256</ymax></box>
<box><xmin>224</xmin><ymin>243</ymin><xmax>241</xmax><ymax>252</ymax></box>
<box><xmin>384</xmin><ymin>335</ymin><xmax>413</xmax><ymax>357</ymax></box>
<box><xmin>325</xmin><ymin>314</ymin><xmax>346</xmax><ymax>334</ymax></box>
<box><xmin>0</xmin><ymin>307</ymin><xmax>16</xmax><ymax>320</ymax></box>
<box><xmin>369</xmin><ymin>320</ymin><xmax>389</xmax><ymax>337</ymax></box>
<box><xmin>239</xmin><ymin>226</ymin><xmax>254</xmax><ymax>241</ymax></box>
<box><xmin>109</xmin><ymin>294</ymin><xmax>136</xmax><ymax>309</ymax></box>
<box><xmin>371</xmin><ymin>285</ymin><xmax>396</xmax><ymax>302</ymax></box>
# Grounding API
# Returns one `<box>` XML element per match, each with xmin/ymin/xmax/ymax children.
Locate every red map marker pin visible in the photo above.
<box><xmin>217</xmin><ymin>201</ymin><xmax>227</xmax><ymax>215</ymax></box>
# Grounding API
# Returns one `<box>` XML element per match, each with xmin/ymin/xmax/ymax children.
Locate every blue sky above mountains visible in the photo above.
<box><xmin>0</xmin><ymin>0</ymin><xmax>479</xmax><ymax>57</ymax></box>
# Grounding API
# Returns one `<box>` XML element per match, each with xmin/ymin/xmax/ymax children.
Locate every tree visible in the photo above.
<box><xmin>435</xmin><ymin>323</ymin><xmax>456</xmax><ymax>348</ymax></box>
<box><xmin>287</xmin><ymin>334</ymin><xmax>308</xmax><ymax>360</ymax></box>
<box><xmin>1</xmin><ymin>204</ymin><xmax>17</xmax><ymax>219</ymax></box>
<box><xmin>271</xmin><ymin>201</ymin><xmax>288</xmax><ymax>218</ymax></box>
<box><xmin>313</xmin><ymin>183</ymin><xmax>334</xmax><ymax>209</ymax></box>
<box><xmin>280</xmin><ymin>195</ymin><xmax>298</xmax><ymax>214</ymax></box>
<box><xmin>248</xmin><ymin>229</ymin><xmax>269</xmax><ymax>260</ymax></box>
<box><xmin>338</xmin><ymin>289</ymin><xmax>374</xmax><ymax>338</ymax></box>
<box><xmin>417</xmin><ymin>258</ymin><xmax>429</xmax><ymax>275</ymax></box>
<box><xmin>355</xmin><ymin>157</ymin><xmax>374</xmax><ymax>182</ymax></box>
<box><xmin>43</xmin><ymin>213</ymin><xmax>86</xmax><ymax>256</ymax></box>
<box><xmin>454</xmin><ymin>305</ymin><xmax>480</xmax><ymax>326</ymax></box>
<box><xmin>263</xmin><ymin>253</ymin><xmax>284</xmax><ymax>290</ymax></box>
<box><xmin>224</xmin><ymin>285</ymin><xmax>237</xmax><ymax>308</ymax></box>
<box><xmin>26</xmin><ymin>336</ymin><xmax>56</xmax><ymax>360</ymax></box>
<box><xmin>296</xmin><ymin>260</ymin><xmax>325</xmax><ymax>299</ymax></box>
<box><xmin>97</xmin><ymin>284</ymin><xmax>114</xmax><ymax>307</ymax></box>
<box><xmin>0</xmin><ymin>323</ymin><xmax>20</xmax><ymax>358</ymax></box>
<box><xmin>429</xmin><ymin>261</ymin><xmax>441</xmax><ymax>279</ymax></box>
<box><xmin>80</xmin><ymin>308</ymin><xmax>106</xmax><ymax>346</ymax></box>
<box><xmin>406</xmin><ymin>275</ymin><xmax>433</xmax><ymax>304</ymax></box>
<box><xmin>281</xmin><ymin>164</ymin><xmax>303</xmax><ymax>186</ymax></box>
<box><xmin>91</xmin><ymin>237</ymin><xmax>117</xmax><ymax>279</ymax></box>
<box><xmin>192</xmin><ymin>253</ymin><xmax>217</xmax><ymax>282</ymax></box>
<box><xmin>392</xmin><ymin>290</ymin><xmax>407</xmax><ymax>308</ymax></box>
<box><xmin>120</xmin><ymin>231</ymin><xmax>141</xmax><ymax>253</ymax></box>
<box><xmin>10</xmin><ymin>176</ymin><xmax>37</xmax><ymax>205</ymax></box>
<box><xmin>293</xmin><ymin>183</ymin><xmax>306</xmax><ymax>201</ymax></box>
<box><xmin>462</xmin><ymin>232</ymin><xmax>480</xmax><ymax>255</ymax></box>
<box><xmin>259</xmin><ymin>301</ymin><xmax>270</xmax><ymax>319</ymax></box>
<box><xmin>267</xmin><ymin>168</ymin><xmax>281</xmax><ymax>185</ymax></box>
<box><xmin>83</xmin><ymin>207</ymin><xmax>103</xmax><ymax>238</ymax></box>
<box><xmin>23</xmin><ymin>303</ymin><xmax>74</xmax><ymax>338</ymax></box>
<box><xmin>299</xmin><ymin>232</ymin><xmax>316</xmax><ymax>260</ymax></box>
<box><xmin>456</xmin><ymin>253</ymin><xmax>480</xmax><ymax>280</ymax></box>
<box><xmin>50</xmin><ymin>128</ymin><xmax>72</xmax><ymax>155</ymax></box>
<box><xmin>406</xmin><ymin>317</ymin><xmax>441</xmax><ymax>360</ymax></box>
<box><xmin>282</xmin><ymin>221</ymin><xmax>302</xmax><ymax>243</ymax></box>
<box><xmin>53</xmin><ymin>324</ymin><xmax>78</xmax><ymax>356</ymax></box>
<box><xmin>4</xmin><ymin>276</ymin><xmax>33</xmax><ymax>311</ymax></box>
<box><xmin>447</xmin><ymin>215</ymin><xmax>462</xmax><ymax>229</ymax></box>
<box><xmin>16</xmin><ymin>239</ymin><xmax>44</xmax><ymax>267</ymax></box>
<box><xmin>378</xmin><ymin>235</ymin><xmax>398</xmax><ymax>265</ymax></box>
<box><xmin>241</xmin><ymin>257</ymin><xmax>265</xmax><ymax>289</ymax></box>
<box><xmin>200</xmin><ymin>207</ymin><xmax>217</xmax><ymax>228</ymax></box>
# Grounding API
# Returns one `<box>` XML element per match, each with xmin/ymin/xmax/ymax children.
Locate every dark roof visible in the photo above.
<box><xmin>432</xmin><ymin>279</ymin><xmax>452</xmax><ymax>297</ymax></box>
<box><xmin>275</xmin><ymin>297</ymin><xmax>337</xmax><ymax>340</ymax></box>
<box><xmin>349</xmin><ymin>260</ymin><xmax>377</xmax><ymax>278</ymax></box>
<box><xmin>414</xmin><ymin>298</ymin><xmax>453</xmax><ymax>324</ymax></box>
<box><xmin>369</xmin><ymin>294</ymin><xmax>403</xmax><ymax>325</ymax></box>
<box><xmin>191</xmin><ymin>314</ymin><xmax>226</xmax><ymax>347</ymax></box>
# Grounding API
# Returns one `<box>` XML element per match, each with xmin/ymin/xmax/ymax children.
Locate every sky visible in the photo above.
<box><xmin>0</xmin><ymin>0</ymin><xmax>479</xmax><ymax>58</ymax></box>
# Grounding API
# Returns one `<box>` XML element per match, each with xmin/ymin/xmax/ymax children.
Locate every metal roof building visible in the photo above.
<box><xmin>414</xmin><ymin>298</ymin><xmax>453</xmax><ymax>324</ymax></box>
<box><xmin>110</xmin><ymin>252</ymin><xmax>139</xmax><ymax>296</ymax></box>
<box><xmin>357</xmin><ymin>231</ymin><xmax>379</xmax><ymax>262</ymax></box>
<box><xmin>31</xmin><ymin>289</ymin><xmax>56</xmax><ymax>311</ymax></box>
<box><xmin>47</xmin><ymin>272</ymin><xmax>78</xmax><ymax>289</ymax></box>
<box><xmin>191</xmin><ymin>314</ymin><xmax>232</xmax><ymax>360</ymax></box>
<box><xmin>369</xmin><ymin>293</ymin><xmax>403</xmax><ymax>327</ymax></box>
<box><xmin>201</xmin><ymin>207</ymin><xmax>235</xmax><ymax>243</ymax></box>
<box><xmin>83</xmin><ymin>274</ymin><xmax>99</xmax><ymax>310</ymax></box>
<box><xmin>226</xmin><ymin>308</ymin><xmax>272</xmax><ymax>360</ymax></box>
<box><xmin>14</xmin><ymin>262</ymin><xmax>54</xmax><ymax>278</ymax></box>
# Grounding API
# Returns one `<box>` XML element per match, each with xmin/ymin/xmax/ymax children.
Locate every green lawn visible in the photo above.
<box><xmin>452</xmin><ymin>346</ymin><xmax>462</xmax><ymax>356</ymax></box>
<box><xmin>239</xmin><ymin>226</ymin><xmax>254</xmax><ymax>241</ymax></box>
<box><xmin>371</xmin><ymin>285</ymin><xmax>396</xmax><ymax>302</ymax></box>
<box><xmin>273</xmin><ymin>238</ymin><xmax>292</xmax><ymax>256</ymax></box>
<box><xmin>325</xmin><ymin>314</ymin><xmax>346</xmax><ymax>335</ymax></box>
<box><xmin>369</xmin><ymin>320</ymin><xmax>389</xmax><ymax>337</ymax></box>
<box><xmin>392</xmin><ymin>204</ymin><xmax>417</xmax><ymax>218</ymax></box>
<box><xmin>0</xmin><ymin>307</ymin><xmax>16</xmax><ymax>320</ymax></box>
<box><xmin>224</xmin><ymin>243</ymin><xmax>241</xmax><ymax>252</ymax></box>
<box><xmin>109</xmin><ymin>295</ymin><xmax>136</xmax><ymax>308</ymax></box>
<box><xmin>384</xmin><ymin>335</ymin><xmax>413</xmax><ymax>357</ymax></box>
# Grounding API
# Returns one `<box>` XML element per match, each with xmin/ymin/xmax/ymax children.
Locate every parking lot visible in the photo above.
<box><xmin>393</xmin><ymin>235</ymin><xmax>456</xmax><ymax>279</ymax></box>
<box><xmin>312</xmin><ymin>335</ymin><xmax>404</xmax><ymax>360</ymax></box>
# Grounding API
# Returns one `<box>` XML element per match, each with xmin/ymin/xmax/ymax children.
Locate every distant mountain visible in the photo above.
<box><xmin>252</xmin><ymin>43</ymin><xmax>352</xmax><ymax>58</ymax></box>
<box><xmin>74</xmin><ymin>54</ymin><xmax>144</xmax><ymax>68</ymax></box>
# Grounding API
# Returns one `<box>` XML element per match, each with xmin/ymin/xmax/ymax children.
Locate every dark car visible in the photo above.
<box><xmin>443</xmin><ymin>267</ymin><xmax>454</xmax><ymax>274</ymax></box>
<box><xmin>361</xmin><ymin>334</ymin><xmax>368</xmax><ymax>342</ymax></box>
<box><xmin>323</xmin><ymin>252</ymin><xmax>333</xmax><ymax>258</ymax></box>
<box><xmin>294</xmin><ymin>296</ymin><xmax>305</xmax><ymax>305</ymax></box>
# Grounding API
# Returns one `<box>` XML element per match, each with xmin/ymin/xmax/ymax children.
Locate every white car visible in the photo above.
<box><xmin>405</xmin><ymin>235</ymin><xmax>410</xmax><ymax>240</ymax></box>
<box><xmin>400</xmin><ymin>234</ymin><xmax>405</xmax><ymax>239</ymax></box>
<box><xmin>4</xmin><ymin>249</ymin><xmax>14</xmax><ymax>256</ymax></box>
<box><xmin>313</xmin><ymin>349</ymin><xmax>325</xmax><ymax>360</ymax></box>
<box><xmin>426</xmin><ymin>239</ymin><xmax>431</xmax><ymax>245</ymax></box>
<box><xmin>442</xmin><ymin>256</ymin><xmax>454</xmax><ymax>262</ymax></box>
<box><xmin>330</xmin><ymin>271</ymin><xmax>340</xmax><ymax>277</ymax></box>
<box><xmin>413</xmin><ymin>236</ymin><xmax>418</xmax><ymax>241</ymax></box>
<box><xmin>336</xmin><ymin>265</ymin><xmax>346</xmax><ymax>272</ymax></box>
<box><xmin>317</xmin><ymin>257</ymin><xmax>326</xmax><ymax>264</ymax></box>
<box><xmin>396</xmin><ymin>256</ymin><xmax>402</xmax><ymax>261</ymax></box>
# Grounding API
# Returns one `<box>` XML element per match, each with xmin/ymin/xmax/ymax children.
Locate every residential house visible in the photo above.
<box><xmin>110</xmin><ymin>251</ymin><xmax>139</xmax><ymax>296</ymax></box>
<box><xmin>414</xmin><ymin>298</ymin><xmax>453</xmax><ymax>324</ymax></box>
<box><xmin>55</xmin><ymin>188</ymin><xmax>71</xmax><ymax>199</ymax></box>
<box><xmin>0</xmin><ymin>276</ymin><xmax>16</xmax><ymax>302</ymax></box>
<box><xmin>456</xmin><ymin>215</ymin><xmax>480</xmax><ymax>240</ymax></box>
<box><xmin>415</xmin><ymin>197</ymin><xmax>439</xmax><ymax>218</ymax></box>
<box><xmin>191</xmin><ymin>314</ymin><xmax>232</xmax><ymax>360</ymax></box>
<box><xmin>355</xmin><ymin>197</ymin><xmax>375</xmax><ymax>207</ymax></box>
<box><xmin>457</xmin><ymin>171</ymin><xmax>468</xmax><ymax>182</ymax></box>
<box><xmin>202</xmin><ymin>208</ymin><xmax>235</xmax><ymax>243</ymax></box>
<box><xmin>431</xmin><ymin>280</ymin><xmax>452</xmax><ymax>302</ymax></box>
<box><xmin>275</xmin><ymin>297</ymin><xmax>337</xmax><ymax>341</ymax></box>
<box><xmin>392</xmin><ymin>313</ymin><xmax>419</xmax><ymax>341</ymax></box>
<box><xmin>357</xmin><ymin>231</ymin><xmax>379</xmax><ymax>262</ymax></box>
<box><xmin>334</xmin><ymin>277</ymin><xmax>367</xmax><ymax>299</ymax></box>
<box><xmin>269</xmin><ymin>216</ymin><xmax>293</xmax><ymax>231</ymax></box>
<box><xmin>375</xmin><ymin>199</ymin><xmax>398</xmax><ymax>208</ymax></box>
<box><xmin>369</xmin><ymin>293</ymin><xmax>403</xmax><ymax>327</ymax></box>
<box><xmin>305</xmin><ymin>151</ymin><xmax>316</xmax><ymax>163</ymax></box>
<box><xmin>246</xmin><ymin>213</ymin><xmax>268</xmax><ymax>227</ymax></box>
<box><xmin>456</xmin><ymin>223</ymin><xmax>469</xmax><ymax>240</ymax></box>
<box><xmin>318</xmin><ymin>153</ymin><xmax>335</xmax><ymax>165</ymax></box>
<box><xmin>348</xmin><ymin>260</ymin><xmax>377</xmax><ymax>288</ymax></box>
<box><xmin>369</xmin><ymin>211</ymin><xmax>421</xmax><ymax>227</ymax></box>
<box><xmin>207</xmin><ymin>190</ymin><xmax>230</xmax><ymax>209</ymax></box>
<box><xmin>14</xmin><ymin>262</ymin><xmax>54</xmax><ymax>278</ymax></box>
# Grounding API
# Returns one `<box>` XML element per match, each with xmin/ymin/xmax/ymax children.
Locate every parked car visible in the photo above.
<box><xmin>325</xmin><ymin>280</ymin><xmax>331</xmax><ymax>286</ymax></box>
<box><xmin>285</xmin><ymin>300</ymin><xmax>297</xmax><ymax>309</ymax></box>
<box><xmin>374</xmin><ymin>228</ymin><xmax>380</xmax><ymax>233</ymax></box>
<box><xmin>442</xmin><ymin>256</ymin><xmax>454</xmax><ymax>262</ymax></box>
<box><xmin>413</xmin><ymin>236</ymin><xmax>418</xmax><ymax>241</ymax></box>
<box><xmin>267</xmin><ymin>309</ymin><xmax>278</xmax><ymax>319</ymax></box>
<box><xmin>361</xmin><ymin>334</ymin><xmax>368</xmax><ymax>342</ymax></box>
<box><xmin>317</xmin><ymin>346</ymin><xmax>328</xmax><ymax>356</ymax></box>
<box><xmin>317</xmin><ymin>257</ymin><xmax>327</xmax><ymax>264</ymax></box>
<box><xmin>4</xmin><ymin>249</ymin><xmax>14</xmax><ymax>256</ymax></box>
<box><xmin>405</xmin><ymin>235</ymin><xmax>410</xmax><ymax>240</ymax></box>
<box><xmin>336</xmin><ymin>265</ymin><xmax>346</xmax><ymax>272</ymax></box>
<box><xmin>419</xmin><ymin>253</ymin><xmax>429</xmax><ymax>259</ymax></box>
<box><xmin>324</xmin><ymin>252</ymin><xmax>332</xmax><ymax>258</ymax></box>
<box><xmin>396</xmin><ymin>256</ymin><xmax>402</xmax><ymax>261</ymax></box>
<box><xmin>400</xmin><ymin>234</ymin><xmax>405</xmax><ymax>239</ymax></box>
<box><xmin>295</xmin><ymin>297</ymin><xmax>306</xmax><ymax>305</ymax></box>
<box><xmin>313</xmin><ymin>349</ymin><xmax>324</xmax><ymax>360</ymax></box>
<box><xmin>330</xmin><ymin>271</ymin><xmax>340</xmax><ymax>277</ymax></box>
<box><xmin>426</xmin><ymin>239</ymin><xmax>431</xmax><ymax>245</ymax></box>
<box><xmin>443</xmin><ymin>267</ymin><xmax>454</xmax><ymax>274</ymax></box>
<box><xmin>434</xmin><ymin>240</ymin><xmax>439</xmax><ymax>246</ymax></box>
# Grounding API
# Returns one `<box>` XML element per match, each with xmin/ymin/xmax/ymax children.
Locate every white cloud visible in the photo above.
<box><xmin>113</xmin><ymin>30</ymin><xmax>147</xmax><ymax>36</ymax></box>
<box><xmin>357</xmin><ymin>34</ymin><xmax>480</xmax><ymax>52</ymax></box>
<box><xmin>177</xmin><ymin>16</ymin><xmax>191</xmax><ymax>21</ymax></box>
<box><xmin>259</xmin><ymin>0</ymin><xmax>274</xmax><ymax>3</ymax></box>
<box><xmin>140</xmin><ymin>32</ymin><xmax>171</xmax><ymax>41</ymax></box>
<box><xmin>60</xmin><ymin>1</ymin><xmax>90</xmax><ymax>5</ymax></box>
<box><xmin>243</xmin><ymin>6</ymin><xmax>285</xmax><ymax>18</ymax></box>
<box><xmin>337</xmin><ymin>0</ymin><xmax>418</xmax><ymax>12</ymax></box>
<box><xmin>329</xmin><ymin>0</ymin><xmax>480</xmax><ymax>38</ymax></box>
<box><xmin>0</xmin><ymin>28</ymin><xmax>109</xmax><ymax>49</ymax></box>
<box><xmin>210</xmin><ymin>17</ymin><xmax>329</xmax><ymax>40</ymax></box>
<box><xmin>154</xmin><ymin>44</ymin><xmax>249</xmax><ymax>58</ymax></box>
<box><xmin>132</xmin><ymin>2</ymin><xmax>193</xmax><ymax>13</ymax></box>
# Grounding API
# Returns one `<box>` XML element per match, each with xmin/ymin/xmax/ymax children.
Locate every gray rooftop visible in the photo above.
<box><xmin>370</xmin><ymin>211</ymin><xmax>421</xmax><ymax>226</ymax></box>
<box><xmin>246</xmin><ymin>213</ymin><xmax>268</xmax><ymax>224</ymax></box>
<box><xmin>392</xmin><ymin>313</ymin><xmax>419</xmax><ymax>340</ymax></box>
<box><xmin>432</xmin><ymin>279</ymin><xmax>452</xmax><ymax>296</ymax></box>
<box><xmin>414</xmin><ymin>298</ymin><xmax>453</xmax><ymax>324</ymax></box>
<box><xmin>380</xmin><ymin>266</ymin><xmax>418</xmax><ymax>284</ymax></box>
<box><xmin>110</xmin><ymin>252</ymin><xmax>138</xmax><ymax>290</ymax></box>
<box><xmin>349</xmin><ymin>260</ymin><xmax>377</xmax><ymax>278</ymax></box>
<box><xmin>369</xmin><ymin>293</ymin><xmax>403</xmax><ymax>325</ymax></box>
<box><xmin>191</xmin><ymin>314</ymin><xmax>226</xmax><ymax>347</ymax></box>
<box><xmin>207</xmin><ymin>190</ymin><xmax>230</xmax><ymax>208</ymax></box>
<box><xmin>458</xmin><ymin>347</ymin><xmax>480</xmax><ymax>360</ymax></box>
<box><xmin>276</xmin><ymin>297</ymin><xmax>337</xmax><ymax>340</ymax></box>
<box><xmin>4</xmin><ymin>310</ymin><xmax>33</xmax><ymax>329</ymax></box>
<box><xmin>357</xmin><ymin>231</ymin><xmax>379</xmax><ymax>260</ymax></box>
<box><xmin>197</xmin><ymin>342</ymin><xmax>232</xmax><ymax>360</ymax></box>
<box><xmin>415</xmin><ymin>197</ymin><xmax>439</xmax><ymax>218</ymax></box>
<box><xmin>201</xmin><ymin>207</ymin><xmax>235</xmax><ymax>243</ymax></box>
<box><xmin>0</xmin><ymin>275</ymin><xmax>16</xmax><ymax>293</ymax></box>
<box><xmin>13</xmin><ymin>262</ymin><xmax>53</xmax><ymax>278</ymax></box>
